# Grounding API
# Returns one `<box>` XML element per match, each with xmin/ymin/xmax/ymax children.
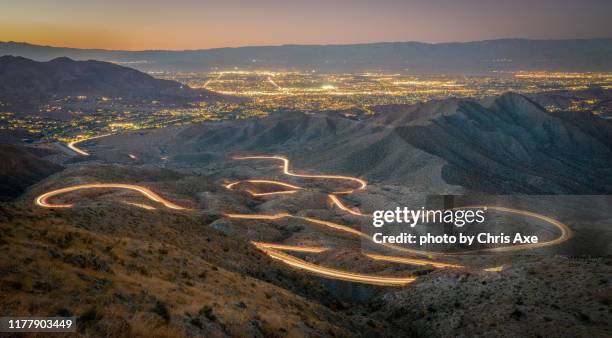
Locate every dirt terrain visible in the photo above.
<box><xmin>1</xmin><ymin>93</ymin><xmax>611</xmax><ymax>336</ymax></box>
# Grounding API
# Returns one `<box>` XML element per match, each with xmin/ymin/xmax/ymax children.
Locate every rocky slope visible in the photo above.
<box><xmin>88</xmin><ymin>92</ymin><xmax>612</xmax><ymax>194</ymax></box>
<box><xmin>372</xmin><ymin>256</ymin><xmax>611</xmax><ymax>337</ymax></box>
<box><xmin>0</xmin><ymin>144</ymin><xmax>63</xmax><ymax>200</ymax></box>
<box><xmin>386</xmin><ymin>93</ymin><xmax>612</xmax><ymax>193</ymax></box>
<box><xmin>0</xmin><ymin>164</ymin><xmax>397</xmax><ymax>337</ymax></box>
<box><xmin>2</xmin><ymin>160</ymin><xmax>608</xmax><ymax>337</ymax></box>
<box><xmin>0</xmin><ymin>56</ymin><xmax>225</xmax><ymax>105</ymax></box>
<box><xmin>2</xmin><ymin>93</ymin><xmax>611</xmax><ymax>335</ymax></box>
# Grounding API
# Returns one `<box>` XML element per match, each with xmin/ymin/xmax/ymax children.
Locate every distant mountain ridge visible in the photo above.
<box><xmin>88</xmin><ymin>92</ymin><xmax>612</xmax><ymax>194</ymax></box>
<box><xmin>0</xmin><ymin>55</ymin><xmax>223</xmax><ymax>104</ymax></box>
<box><xmin>384</xmin><ymin>93</ymin><xmax>612</xmax><ymax>193</ymax></box>
<box><xmin>1</xmin><ymin>39</ymin><xmax>611</xmax><ymax>73</ymax></box>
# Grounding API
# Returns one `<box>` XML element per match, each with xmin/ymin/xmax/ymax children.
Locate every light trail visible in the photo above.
<box><xmin>365</xmin><ymin>253</ymin><xmax>463</xmax><ymax>269</ymax></box>
<box><xmin>368</xmin><ymin>252</ymin><xmax>504</xmax><ymax>273</ymax></box>
<box><xmin>267</xmin><ymin>77</ymin><xmax>283</xmax><ymax>91</ymax></box>
<box><xmin>225</xmin><ymin>179</ymin><xmax>303</xmax><ymax>196</ymax></box>
<box><xmin>223</xmin><ymin>155</ymin><xmax>571</xmax><ymax>285</ymax></box>
<box><xmin>202</xmin><ymin>73</ymin><xmax>223</xmax><ymax>89</ymax></box>
<box><xmin>34</xmin><ymin>155</ymin><xmax>572</xmax><ymax>287</ymax></box>
<box><xmin>66</xmin><ymin>134</ymin><xmax>112</xmax><ymax>156</ymax></box>
<box><xmin>35</xmin><ymin>183</ymin><xmax>189</xmax><ymax>210</ymax></box>
<box><xmin>123</xmin><ymin>201</ymin><xmax>157</xmax><ymax>210</ymax></box>
<box><xmin>328</xmin><ymin>194</ymin><xmax>369</xmax><ymax>217</ymax></box>
<box><xmin>226</xmin><ymin>213</ymin><xmax>427</xmax><ymax>255</ymax></box>
<box><xmin>257</xmin><ymin>246</ymin><xmax>416</xmax><ymax>286</ymax></box>
<box><xmin>226</xmin><ymin>208</ymin><xmax>571</xmax><ymax>257</ymax></box>
<box><xmin>225</xmin><ymin>180</ymin><xmax>303</xmax><ymax>191</ymax></box>
<box><xmin>452</xmin><ymin>206</ymin><xmax>573</xmax><ymax>253</ymax></box>
<box><xmin>251</xmin><ymin>242</ymin><xmax>328</xmax><ymax>253</ymax></box>
<box><xmin>223</xmin><ymin>213</ymin><xmax>289</xmax><ymax>220</ymax></box>
<box><xmin>248</xmin><ymin>190</ymin><xmax>298</xmax><ymax>197</ymax></box>
<box><xmin>67</xmin><ymin>141</ymin><xmax>90</xmax><ymax>156</ymax></box>
<box><xmin>483</xmin><ymin>266</ymin><xmax>505</xmax><ymax>272</ymax></box>
<box><xmin>296</xmin><ymin>215</ymin><xmax>364</xmax><ymax>237</ymax></box>
<box><xmin>229</xmin><ymin>156</ymin><xmax>370</xmax><ymax>215</ymax></box>
<box><xmin>233</xmin><ymin>155</ymin><xmax>367</xmax><ymax>194</ymax></box>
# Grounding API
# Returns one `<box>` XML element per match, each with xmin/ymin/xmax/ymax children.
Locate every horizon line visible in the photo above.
<box><xmin>2</xmin><ymin>37</ymin><xmax>611</xmax><ymax>53</ymax></box>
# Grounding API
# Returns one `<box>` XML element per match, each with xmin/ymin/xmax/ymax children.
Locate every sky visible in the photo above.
<box><xmin>1</xmin><ymin>0</ymin><xmax>611</xmax><ymax>50</ymax></box>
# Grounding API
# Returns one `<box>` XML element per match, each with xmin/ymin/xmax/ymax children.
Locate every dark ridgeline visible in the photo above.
<box><xmin>385</xmin><ymin>93</ymin><xmax>612</xmax><ymax>194</ymax></box>
<box><xmin>137</xmin><ymin>92</ymin><xmax>612</xmax><ymax>195</ymax></box>
<box><xmin>0</xmin><ymin>144</ymin><xmax>63</xmax><ymax>201</ymax></box>
<box><xmin>0</xmin><ymin>55</ymin><xmax>226</xmax><ymax>105</ymax></box>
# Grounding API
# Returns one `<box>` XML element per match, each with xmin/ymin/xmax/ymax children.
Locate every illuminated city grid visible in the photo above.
<box><xmin>0</xmin><ymin>71</ymin><xmax>610</xmax><ymax>143</ymax></box>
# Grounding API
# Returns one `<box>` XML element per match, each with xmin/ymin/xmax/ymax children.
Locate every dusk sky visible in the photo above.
<box><xmin>1</xmin><ymin>0</ymin><xmax>611</xmax><ymax>50</ymax></box>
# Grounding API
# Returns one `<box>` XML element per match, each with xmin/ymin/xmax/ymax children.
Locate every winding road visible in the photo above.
<box><xmin>34</xmin><ymin>155</ymin><xmax>572</xmax><ymax>286</ymax></box>
<box><xmin>66</xmin><ymin>134</ymin><xmax>112</xmax><ymax>156</ymax></box>
<box><xmin>35</xmin><ymin>183</ymin><xmax>189</xmax><ymax>210</ymax></box>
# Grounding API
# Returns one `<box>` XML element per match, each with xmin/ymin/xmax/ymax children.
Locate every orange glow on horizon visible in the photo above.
<box><xmin>2</xmin><ymin>1</ymin><xmax>611</xmax><ymax>51</ymax></box>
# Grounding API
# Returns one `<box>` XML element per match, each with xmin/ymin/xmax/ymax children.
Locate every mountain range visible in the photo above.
<box><xmin>0</xmin><ymin>56</ymin><xmax>224</xmax><ymax>105</ymax></box>
<box><xmin>2</xmin><ymin>59</ymin><xmax>611</xmax><ymax>336</ymax></box>
<box><xmin>83</xmin><ymin>92</ymin><xmax>612</xmax><ymax>194</ymax></box>
<box><xmin>2</xmin><ymin>39</ymin><xmax>611</xmax><ymax>73</ymax></box>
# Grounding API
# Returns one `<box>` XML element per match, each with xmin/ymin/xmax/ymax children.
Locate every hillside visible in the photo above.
<box><xmin>0</xmin><ymin>163</ymin><xmax>403</xmax><ymax>336</ymax></box>
<box><xmin>372</xmin><ymin>255</ymin><xmax>611</xmax><ymax>337</ymax></box>
<box><xmin>2</xmin><ymin>92</ymin><xmax>610</xmax><ymax>336</ymax></box>
<box><xmin>381</xmin><ymin>93</ymin><xmax>612</xmax><ymax>193</ymax></box>
<box><xmin>0</xmin><ymin>144</ymin><xmax>63</xmax><ymax>200</ymax></box>
<box><xmin>0</xmin><ymin>56</ymin><xmax>224</xmax><ymax>105</ymax></box>
<box><xmin>2</xmin><ymin>136</ymin><xmax>609</xmax><ymax>336</ymax></box>
<box><xmin>85</xmin><ymin>93</ymin><xmax>612</xmax><ymax>194</ymax></box>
